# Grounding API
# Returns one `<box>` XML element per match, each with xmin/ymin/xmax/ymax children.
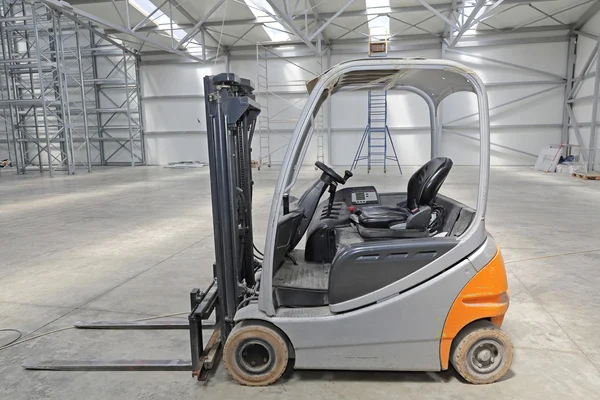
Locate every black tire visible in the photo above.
<box><xmin>224</xmin><ymin>323</ymin><xmax>289</xmax><ymax>386</ymax></box>
<box><xmin>451</xmin><ymin>320</ymin><xmax>514</xmax><ymax>384</ymax></box>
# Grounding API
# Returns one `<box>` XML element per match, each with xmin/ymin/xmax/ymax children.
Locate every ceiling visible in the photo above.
<box><xmin>45</xmin><ymin>0</ymin><xmax>600</xmax><ymax>60</ymax></box>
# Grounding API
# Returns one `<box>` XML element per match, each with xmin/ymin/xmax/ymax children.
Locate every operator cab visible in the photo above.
<box><xmin>272</xmin><ymin>157</ymin><xmax>475</xmax><ymax>309</ymax></box>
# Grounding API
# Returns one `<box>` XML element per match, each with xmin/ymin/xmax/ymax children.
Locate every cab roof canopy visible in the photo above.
<box><xmin>307</xmin><ymin>58</ymin><xmax>477</xmax><ymax>105</ymax></box>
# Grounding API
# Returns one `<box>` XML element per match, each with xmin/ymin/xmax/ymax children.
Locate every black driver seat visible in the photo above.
<box><xmin>355</xmin><ymin>157</ymin><xmax>453</xmax><ymax>232</ymax></box>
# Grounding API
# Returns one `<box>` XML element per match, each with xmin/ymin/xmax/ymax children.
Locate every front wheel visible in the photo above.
<box><xmin>224</xmin><ymin>323</ymin><xmax>289</xmax><ymax>386</ymax></box>
<box><xmin>451</xmin><ymin>320</ymin><xmax>513</xmax><ymax>384</ymax></box>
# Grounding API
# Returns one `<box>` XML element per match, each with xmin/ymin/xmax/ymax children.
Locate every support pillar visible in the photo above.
<box><xmin>589</xmin><ymin>33</ymin><xmax>600</xmax><ymax>171</ymax></box>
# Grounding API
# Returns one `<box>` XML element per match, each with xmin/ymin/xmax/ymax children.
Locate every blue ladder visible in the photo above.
<box><xmin>351</xmin><ymin>90</ymin><xmax>402</xmax><ymax>174</ymax></box>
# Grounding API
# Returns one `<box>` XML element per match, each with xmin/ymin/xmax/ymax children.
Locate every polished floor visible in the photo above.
<box><xmin>1</xmin><ymin>165</ymin><xmax>600</xmax><ymax>399</ymax></box>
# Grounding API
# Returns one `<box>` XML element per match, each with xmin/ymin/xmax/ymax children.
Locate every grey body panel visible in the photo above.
<box><xmin>328</xmin><ymin>237</ymin><xmax>457</xmax><ymax>305</ymax></box>
<box><xmin>468</xmin><ymin>235</ymin><xmax>498</xmax><ymax>271</ymax></box>
<box><xmin>237</xmin><ymin>259</ymin><xmax>476</xmax><ymax>371</ymax></box>
<box><xmin>329</xmin><ymin>222</ymin><xmax>486</xmax><ymax>313</ymax></box>
<box><xmin>235</xmin><ymin>235</ymin><xmax>499</xmax><ymax>371</ymax></box>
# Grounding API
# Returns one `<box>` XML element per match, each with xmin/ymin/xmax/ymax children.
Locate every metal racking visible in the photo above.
<box><xmin>0</xmin><ymin>0</ymin><xmax>143</xmax><ymax>176</ymax></box>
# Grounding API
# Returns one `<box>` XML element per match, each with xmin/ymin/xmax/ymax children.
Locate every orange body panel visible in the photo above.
<box><xmin>439</xmin><ymin>247</ymin><xmax>509</xmax><ymax>370</ymax></box>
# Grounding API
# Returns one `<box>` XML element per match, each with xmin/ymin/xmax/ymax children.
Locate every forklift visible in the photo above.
<box><xmin>25</xmin><ymin>59</ymin><xmax>513</xmax><ymax>386</ymax></box>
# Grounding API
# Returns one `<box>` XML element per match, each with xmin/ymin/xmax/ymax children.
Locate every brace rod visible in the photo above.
<box><xmin>176</xmin><ymin>0</ymin><xmax>225</xmax><ymax>49</ymax></box>
<box><xmin>414</xmin><ymin>0</ymin><xmax>460</xmax><ymax>31</ymax></box>
<box><xmin>450</xmin><ymin>0</ymin><xmax>486</xmax><ymax>48</ymax></box>
<box><xmin>443</xmin><ymin>128</ymin><xmax>538</xmax><ymax>157</ymax></box>
<box><xmin>132</xmin><ymin>0</ymin><xmax>169</xmax><ymax>31</ymax></box>
<box><xmin>569</xmin><ymin>42</ymin><xmax>599</xmax><ymax>99</ymax></box>
<box><xmin>308</xmin><ymin>0</ymin><xmax>355</xmax><ymax>41</ymax></box>
<box><xmin>572</xmin><ymin>0</ymin><xmax>600</xmax><ymax>31</ymax></box>
<box><xmin>445</xmin><ymin>84</ymin><xmax>565</xmax><ymax>126</ymax></box>
<box><xmin>265</xmin><ymin>0</ymin><xmax>319</xmax><ymax>54</ymax></box>
<box><xmin>446</xmin><ymin>48</ymin><xmax>566</xmax><ymax>80</ymax></box>
<box><xmin>511</xmin><ymin>0</ymin><xmax>594</xmax><ymax>32</ymax></box>
<box><xmin>40</xmin><ymin>0</ymin><xmax>203</xmax><ymax>62</ymax></box>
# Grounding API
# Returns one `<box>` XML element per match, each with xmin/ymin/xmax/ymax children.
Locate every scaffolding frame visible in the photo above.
<box><xmin>0</xmin><ymin>0</ymin><xmax>144</xmax><ymax>176</ymax></box>
<box><xmin>255</xmin><ymin>43</ymin><xmax>325</xmax><ymax>169</ymax></box>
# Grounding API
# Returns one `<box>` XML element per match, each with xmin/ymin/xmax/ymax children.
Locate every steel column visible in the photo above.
<box><xmin>122</xmin><ymin>49</ymin><xmax>134</xmax><ymax>167</ymax></box>
<box><xmin>565</xmin><ymin>105</ymin><xmax>587</xmax><ymax>162</ymax></box>
<box><xmin>32</xmin><ymin>3</ymin><xmax>53</xmax><ymax>176</ymax></box>
<box><xmin>562</xmin><ymin>35</ymin><xmax>577</xmax><ymax>146</ymax></box>
<box><xmin>588</xmin><ymin>33</ymin><xmax>600</xmax><ymax>171</ymax></box>
<box><xmin>75</xmin><ymin>22</ymin><xmax>92</xmax><ymax>172</ymax></box>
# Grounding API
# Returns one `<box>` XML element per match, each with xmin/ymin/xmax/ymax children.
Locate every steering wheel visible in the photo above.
<box><xmin>315</xmin><ymin>161</ymin><xmax>345</xmax><ymax>184</ymax></box>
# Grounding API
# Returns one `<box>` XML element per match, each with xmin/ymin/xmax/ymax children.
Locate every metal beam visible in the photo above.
<box><xmin>139</xmin><ymin>26</ymin><xmax>568</xmax><ymax>58</ymax></box>
<box><xmin>102</xmin><ymin>2</ymin><xmax>570</xmax><ymax>33</ymax></box>
<box><xmin>511</xmin><ymin>0</ymin><xmax>594</xmax><ymax>32</ymax></box>
<box><xmin>330</xmin><ymin>14</ymin><xmax>378</xmax><ymax>41</ymax></box>
<box><xmin>265</xmin><ymin>0</ymin><xmax>319</xmax><ymax>54</ymax></box>
<box><xmin>443</xmin><ymin>129</ymin><xmax>538</xmax><ymax>157</ymax></box>
<box><xmin>529</xmin><ymin>4</ymin><xmax>569</xmax><ymax>27</ymax></box>
<box><xmin>52</xmin><ymin>10</ymin><xmax>138</xmax><ymax>57</ymax></box>
<box><xmin>562</xmin><ymin>35</ymin><xmax>577</xmax><ymax>145</ymax></box>
<box><xmin>565</xmin><ymin>106</ymin><xmax>588</xmax><ymax>162</ymax></box>
<box><xmin>445</xmin><ymin>84</ymin><xmax>565</xmax><ymax>126</ymax></box>
<box><xmin>576</xmin><ymin>30</ymin><xmax>598</xmax><ymax>40</ymax></box>
<box><xmin>569</xmin><ymin>41</ymin><xmax>598</xmax><ymax>98</ymax></box>
<box><xmin>132</xmin><ymin>0</ymin><xmax>169</xmax><ymax>32</ymax></box>
<box><xmin>308</xmin><ymin>0</ymin><xmax>355</xmax><ymax>41</ymax></box>
<box><xmin>415</xmin><ymin>0</ymin><xmax>460</xmax><ymax>30</ymax></box>
<box><xmin>388</xmin><ymin>14</ymin><xmax>439</xmax><ymax>39</ymax></box>
<box><xmin>453</xmin><ymin>34</ymin><xmax>569</xmax><ymax>48</ymax></box>
<box><xmin>443</xmin><ymin>0</ymin><xmax>459</xmax><ymax>41</ymax></box>
<box><xmin>476</xmin><ymin>0</ymin><xmax>508</xmax><ymax>22</ymax></box>
<box><xmin>307</xmin><ymin>0</ymin><xmax>329</xmax><ymax>45</ymax></box>
<box><xmin>445</xmin><ymin>48</ymin><xmax>566</xmax><ymax>80</ymax></box>
<box><xmin>589</xmin><ymin>33</ymin><xmax>600</xmax><ymax>170</ymax></box>
<box><xmin>176</xmin><ymin>0</ymin><xmax>225</xmax><ymax>49</ymax></box>
<box><xmin>572</xmin><ymin>0</ymin><xmax>600</xmax><ymax>31</ymax></box>
<box><xmin>167</xmin><ymin>0</ymin><xmax>197</xmax><ymax>25</ymax></box>
<box><xmin>450</xmin><ymin>0</ymin><xmax>487</xmax><ymax>47</ymax></box>
<box><xmin>40</xmin><ymin>0</ymin><xmax>204</xmax><ymax>62</ymax></box>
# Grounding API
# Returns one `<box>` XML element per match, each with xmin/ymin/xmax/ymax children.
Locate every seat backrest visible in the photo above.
<box><xmin>272</xmin><ymin>209</ymin><xmax>304</xmax><ymax>273</ymax></box>
<box><xmin>406</xmin><ymin>157</ymin><xmax>453</xmax><ymax>211</ymax></box>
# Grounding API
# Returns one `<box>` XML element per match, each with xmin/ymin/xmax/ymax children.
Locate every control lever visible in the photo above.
<box><xmin>342</xmin><ymin>170</ymin><xmax>353</xmax><ymax>183</ymax></box>
<box><xmin>326</xmin><ymin>182</ymin><xmax>337</xmax><ymax>218</ymax></box>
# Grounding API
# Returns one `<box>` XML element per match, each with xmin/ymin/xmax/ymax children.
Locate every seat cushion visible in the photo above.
<box><xmin>356</xmin><ymin>205</ymin><xmax>410</xmax><ymax>229</ymax></box>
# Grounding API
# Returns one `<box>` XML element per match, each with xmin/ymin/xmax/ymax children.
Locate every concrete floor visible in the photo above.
<box><xmin>1</xmin><ymin>165</ymin><xmax>600</xmax><ymax>399</ymax></box>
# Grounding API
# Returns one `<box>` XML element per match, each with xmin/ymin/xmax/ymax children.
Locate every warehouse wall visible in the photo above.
<box><xmin>140</xmin><ymin>40</ymin><xmax>568</xmax><ymax>167</ymax></box>
<box><xmin>570</xmin><ymin>12</ymin><xmax>600</xmax><ymax>170</ymax></box>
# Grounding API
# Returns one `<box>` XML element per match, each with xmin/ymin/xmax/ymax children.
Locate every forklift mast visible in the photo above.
<box><xmin>203</xmin><ymin>73</ymin><xmax>261</xmax><ymax>340</ymax></box>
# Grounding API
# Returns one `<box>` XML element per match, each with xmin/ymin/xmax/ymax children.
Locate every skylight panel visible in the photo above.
<box><xmin>461</xmin><ymin>0</ymin><xmax>489</xmax><ymax>35</ymax></box>
<box><xmin>244</xmin><ymin>0</ymin><xmax>292</xmax><ymax>42</ymax></box>
<box><xmin>366</xmin><ymin>0</ymin><xmax>390</xmax><ymax>41</ymax></box>
<box><xmin>129</xmin><ymin>0</ymin><xmax>202</xmax><ymax>51</ymax></box>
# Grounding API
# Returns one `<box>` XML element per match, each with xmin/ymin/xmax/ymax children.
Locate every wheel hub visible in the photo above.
<box><xmin>236</xmin><ymin>339</ymin><xmax>275</xmax><ymax>375</ymax></box>
<box><xmin>469</xmin><ymin>339</ymin><xmax>503</xmax><ymax>374</ymax></box>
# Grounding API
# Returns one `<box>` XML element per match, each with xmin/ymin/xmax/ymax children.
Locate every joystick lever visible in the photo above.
<box><xmin>326</xmin><ymin>182</ymin><xmax>337</xmax><ymax>218</ymax></box>
<box><xmin>342</xmin><ymin>170</ymin><xmax>353</xmax><ymax>183</ymax></box>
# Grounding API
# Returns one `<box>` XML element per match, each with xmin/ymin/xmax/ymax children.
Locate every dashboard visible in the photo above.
<box><xmin>350</xmin><ymin>186</ymin><xmax>379</xmax><ymax>205</ymax></box>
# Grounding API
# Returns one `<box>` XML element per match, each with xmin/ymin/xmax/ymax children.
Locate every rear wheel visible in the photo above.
<box><xmin>451</xmin><ymin>320</ymin><xmax>513</xmax><ymax>384</ymax></box>
<box><xmin>224</xmin><ymin>323</ymin><xmax>289</xmax><ymax>386</ymax></box>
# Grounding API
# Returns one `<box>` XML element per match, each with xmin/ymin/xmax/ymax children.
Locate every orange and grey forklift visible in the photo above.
<box><xmin>24</xmin><ymin>59</ymin><xmax>513</xmax><ymax>386</ymax></box>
